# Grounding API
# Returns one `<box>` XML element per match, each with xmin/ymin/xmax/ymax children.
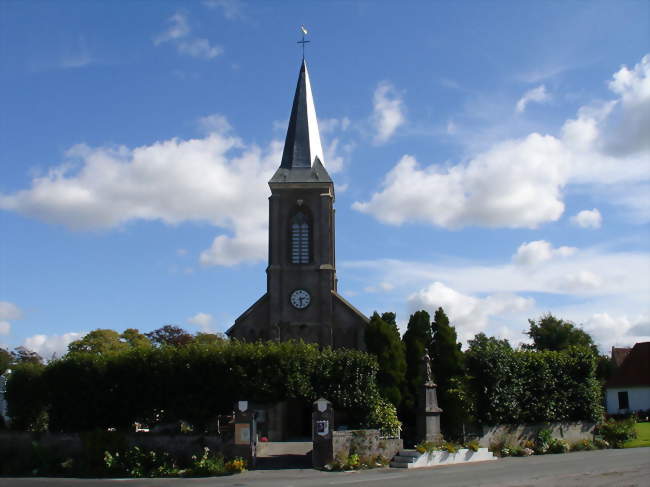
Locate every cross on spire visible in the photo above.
<box><xmin>297</xmin><ymin>25</ymin><xmax>310</xmax><ymax>58</ymax></box>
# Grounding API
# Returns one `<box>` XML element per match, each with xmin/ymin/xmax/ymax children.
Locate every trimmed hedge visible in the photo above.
<box><xmin>466</xmin><ymin>338</ymin><xmax>603</xmax><ymax>424</ymax></box>
<box><xmin>7</xmin><ymin>340</ymin><xmax>382</xmax><ymax>432</ymax></box>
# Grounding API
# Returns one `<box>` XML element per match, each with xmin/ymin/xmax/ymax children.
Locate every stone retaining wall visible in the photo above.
<box><xmin>332</xmin><ymin>429</ymin><xmax>402</xmax><ymax>462</ymax></box>
<box><xmin>479</xmin><ymin>422</ymin><xmax>596</xmax><ymax>448</ymax></box>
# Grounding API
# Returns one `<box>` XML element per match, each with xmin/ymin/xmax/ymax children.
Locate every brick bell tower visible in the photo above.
<box><xmin>227</xmin><ymin>59</ymin><xmax>368</xmax><ymax>349</ymax></box>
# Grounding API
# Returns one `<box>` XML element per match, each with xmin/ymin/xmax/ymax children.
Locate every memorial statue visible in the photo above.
<box><xmin>422</xmin><ymin>352</ymin><xmax>432</xmax><ymax>383</ymax></box>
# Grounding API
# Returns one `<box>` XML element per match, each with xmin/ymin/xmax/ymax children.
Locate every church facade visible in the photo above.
<box><xmin>227</xmin><ymin>60</ymin><xmax>368</xmax><ymax>350</ymax></box>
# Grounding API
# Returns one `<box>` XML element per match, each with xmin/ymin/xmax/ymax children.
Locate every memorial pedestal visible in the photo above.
<box><xmin>416</xmin><ymin>381</ymin><xmax>443</xmax><ymax>444</ymax></box>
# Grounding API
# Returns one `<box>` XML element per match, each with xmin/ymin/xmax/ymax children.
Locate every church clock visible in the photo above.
<box><xmin>290</xmin><ymin>289</ymin><xmax>311</xmax><ymax>309</ymax></box>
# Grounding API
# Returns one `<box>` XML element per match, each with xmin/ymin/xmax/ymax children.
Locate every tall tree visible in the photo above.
<box><xmin>11</xmin><ymin>346</ymin><xmax>43</xmax><ymax>365</ymax></box>
<box><xmin>146</xmin><ymin>325</ymin><xmax>194</xmax><ymax>347</ymax></box>
<box><xmin>525</xmin><ymin>313</ymin><xmax>597</xmax><ymax>353</ymax></box>
<box><xmin>68</xmin><ymin>329</ymin><xmax>129</xmax><ymax>355</ymax></box>
<box><xmin>365</xmin><ymin>312</ymin><xmax>406</xmax><ymax>407</ymax></box>
<box><xmin>430</xmin><ymin>307</ymin><xmax>467</xmax><ymax>438</ymax></box>
<box><xmin>121</xmin><ymin>328</ymin><xmax>153</xmax><ymax>349</ymax></box>
<box><xmin>400</xmin><ymin>310</ymin><xmax>432</xmax><ymax>421</ymax></box>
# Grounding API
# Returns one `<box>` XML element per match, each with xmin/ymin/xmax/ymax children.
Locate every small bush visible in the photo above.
<box><xmin>442</xmin><ymin>442</ymin><xmax>459</xmax><ymax>454</ymax></box>
<box><xmin>415</xmin><ymin>441</ymin><xmax>439</xmax><ymax>454</ymax></box>
<box><xmin>189</xmin><ymin>447</ymin><xmax>225</xmax><ymax>476</ymax></box>
<box><xmin>594</xmin><ymin>438</ymin><xmax>610</xmax><ymax>449</ymax></box>
<box><xmin>547</xmin><ymin>438</ymin><xmax>570</xmax><ymax>454</ymax></box>
<box><xmin>597</xmin><ymin>418</ymin><xmax>637</xmax><ymax>448</ymax></box>
<box><xmin>465</xmin><ymin>439</ymin><xmax>480</xmax><ymax>452</ymax></box>
<box><xmin>572</xmin><ymin>439</ymin><xmax>595</xmax><ymax>451</ymax></box>
<box><xmin>224</xmin><ymin>457</ymin><xmax>246</xmax><ymax>474</ymax></box>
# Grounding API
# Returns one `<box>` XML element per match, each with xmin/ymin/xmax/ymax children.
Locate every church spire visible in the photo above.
<box><xmin>280</xmin><ymin>59</ymin><xmax>325</xmax><ymax>169</ymax></box>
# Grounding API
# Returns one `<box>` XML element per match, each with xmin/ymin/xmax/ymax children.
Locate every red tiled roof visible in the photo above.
<box><xmin>606</xmin><ymin>342</ymin><xmax>650</xmax><ymax>388</ymax></box>
<box><xmin>611</xmin><ymin>346</ymin><xmax>632</xmax><ymax>367</ymax></box>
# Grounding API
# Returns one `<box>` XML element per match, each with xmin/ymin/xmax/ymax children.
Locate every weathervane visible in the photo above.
<box><xmin>297</xmin><ymin>25</ymin><xmax>310</xmax><ymax>58</ymax></box>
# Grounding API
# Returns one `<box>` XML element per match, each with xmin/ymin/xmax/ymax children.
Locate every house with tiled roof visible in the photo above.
<box><xmin>605</xmin><ymin>342</ymin><xmax>650</xmax><ymax>414</ymax></box>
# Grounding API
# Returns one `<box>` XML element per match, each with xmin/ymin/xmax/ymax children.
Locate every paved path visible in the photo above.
<box><xmin>1</xmin><ymin>448</ymin><xmax>648</xmax><ymax>487</ymax></box>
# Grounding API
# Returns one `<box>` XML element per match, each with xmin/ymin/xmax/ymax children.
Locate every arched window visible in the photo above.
<box><xmin>290</xmin><ymin>211</ymin><xmax>310</xmax><ymax>264</ymax></box>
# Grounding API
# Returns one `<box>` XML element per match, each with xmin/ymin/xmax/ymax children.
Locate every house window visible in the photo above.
<box><xmin>618</xmin><ymin>391</ymin><xmax>629</xmax><ymax>410</ymax></box>
<box><xmin>290</xmin><ymin>211</ymin><xmax>310</xmax><ymax>264</ymax></box>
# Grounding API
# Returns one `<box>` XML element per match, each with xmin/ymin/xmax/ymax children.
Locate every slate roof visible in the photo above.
<box><xmin>269</xmin><ymin>60</ymin><xmax>332</xmax><ymax>185</ymax></box>
<box><xmin>606</xmin><ymin>342</ymin><xmax>650</xmax><ymax>388</ymax></box>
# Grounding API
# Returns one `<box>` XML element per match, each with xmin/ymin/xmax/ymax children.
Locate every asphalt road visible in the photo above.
<box><xmin>1</xmin><ymin>448</ymin><xmax>648</xmax><ymax>487</ymax></box>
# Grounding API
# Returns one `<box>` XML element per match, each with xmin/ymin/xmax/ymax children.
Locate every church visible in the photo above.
<box><xmin>226</xmin><ymin>59</ymin><xmax>368</xmax><ymax>350</ymax></box>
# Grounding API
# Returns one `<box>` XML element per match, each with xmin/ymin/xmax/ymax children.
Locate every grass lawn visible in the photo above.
<box><xmin>624</xmin><ymin>422</ymin><xmax>650</xmax><ymax>448</ymax></box>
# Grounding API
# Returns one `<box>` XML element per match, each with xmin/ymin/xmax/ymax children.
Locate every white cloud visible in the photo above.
<box><xmin>203</xmin><ymin>0</ymin><xmax>244</xmax><ymax>20</ymax></box>
<box><xmin>408</xmin><ymin>281</ymin><xmax>533</xmax><ymax>342</ymax></box>
<box><xmin>0</xmin><ymin>115</ymin><xmax>281</xmax><ymax>266</ymax></box>
<box><xmin>154</xmin><ymin>12</ymin><xmax>190</xmax><ymax>45</ymax></box>
<box><xmin>571</xmin><ymin>208</ymin><xmax>602</xmax><ymax>228</ymax></box>
<box><xmin>353</xmin><ymin>134</ymin><xmax>569</xmax><ymax>228</ymax></box>
<box><xmin>355</xmin><ymin>54</ymin><xmax>650</xmax><ymax>228</ymax></box>
<box><xmin>187</xmin><ymin>312</ymin><xmax>214</xmax><ymax>331</ymax></box>
<box><xmin>0</xmin><ymin>301</ymin><xmax>22</xmax><ymax>321</ymax></box>
<box><xmin>557</xmin><ymin>270</ymin><xmax>604</xmax><ymax>292</ymax></box>
<box><xmin>176</xmin><ymin>248</ymin><xmax>188</xmax><ymax>256</ymax></box>
<box><xmin>154</xmin><ymin>12</ymin><xmax>222</xmax><ymax>60</ymax></box>
<box><xmin>513</xmin><ymin>240</ymin><xmax>577</xmax><ymax>266</ymax></box>
<box><xmin>583</xmin><ymin>313</ymin><xmax>650</xmax><ymax>351</ymax></box>
<box><xmin>177</xmin><ymin>38</ymin><xmax>223</xmax><ymax>59</ymax></box>
<box><xmin>23</xmin><ymin>332</ymin><xmax>83</xmax><ymax>361</ymax></box>
<box><xmin>372</xmin><ymin>82</ymin><xmax>405</xmax><ymax>144</ymax></box>
<box><xmin>516</xmin><ymin>85</ymin><xmax>550</xmax><ymax>113</ymax></box>
<box><xmin>341</xmin><ymin>241</ymin><xmax>649</xmax><ymax>346</ymax></box>
<box><xmin>0</xmin><ymin>301</ymin><xmax>23</xmax><ymax>336</ymax></box>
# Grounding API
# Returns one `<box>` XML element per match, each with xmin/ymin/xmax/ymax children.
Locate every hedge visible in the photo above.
<box><xmin>6</xmin><ymin>340</ymin><xmax>382</xmax><ymax>432</ymax></box>
<box><xmin>466</xmin><ymin>339</ymin><xmax>603</xmax><ymax>424</ymax></box>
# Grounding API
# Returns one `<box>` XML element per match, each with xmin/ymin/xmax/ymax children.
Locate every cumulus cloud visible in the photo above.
<box><xmin>583</xmin><ymin>313</ymin><xmax>650</xmax><ymax>351</ymax></box>
<box><xmin>0</xmin><ymin>301</ymin><xmax>23</xmax><ymax>336</ymax></box>
<box><xmin>187</xmin><ymin>312</ymin><xmax>214</xmax><ymax>331</ymax></box>
<box><xmin>516</xmin><ymin>85</ymin><xmax>550</xmax><ymax>113</ymax></box>
<box><xmin>0</xmin><ymin>115</ymin><xmax>282</xmax><ymax>266</ymax></box>
<box><xmin>571</xmin><ymin>208</ymin><xmax>602</xmax><ymax>229</ymax></box>
<box><xmin>154</xmin><ymin>12</ymin><xmax>222</xmax><ymax>59</ymax></box>
<box><xmin>513</xmin><ymin>240</ymin><xmax>577</xmax><ymax>266</ymax></box>
<box><xmin>23</xmin><ymin>332</ymin><xmax>83</xmax><ymax>361</ymax></box>
<box><xmin>0</xmin><ymin>301</ymin><xmax>22</xmax><ymax>321</ymax></box>
<box><xmin>408</xmin><ymin>281</ymin><xmax>533</xmax><ymax>342</ymax></box>
<box><xmin>372</xmin><ymin>82</ymin><xmax>405</xmax><ymax>144</ymax></box>
<box><xmin>355</xmin><ymin>54</ymin><xmax>650</xmax><ymax>228</ymax></box>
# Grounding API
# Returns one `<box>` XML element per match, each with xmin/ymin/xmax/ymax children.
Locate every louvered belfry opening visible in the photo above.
<box><xmin>290</xmin><ymin>211</ymin><xmax>310</xmax><ymax>264</ymax></box>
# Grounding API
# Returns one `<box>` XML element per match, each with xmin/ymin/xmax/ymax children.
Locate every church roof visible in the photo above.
<box><xmin>270</xmin><ymin>59</ymin><xmax>332</xmax><ymax>185</ymax></box>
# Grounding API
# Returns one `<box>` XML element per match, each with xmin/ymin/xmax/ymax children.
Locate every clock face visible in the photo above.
<box><xmin>290</xmin><ymin>289</ymin><xmax>311</xmax><ymax>309</ymax></box>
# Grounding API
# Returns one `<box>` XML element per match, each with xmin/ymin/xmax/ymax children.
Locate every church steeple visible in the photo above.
<box><xmin>280</xmin><ymin>59</ymin><xmax>324</xmax><ymax>169</ymax></box>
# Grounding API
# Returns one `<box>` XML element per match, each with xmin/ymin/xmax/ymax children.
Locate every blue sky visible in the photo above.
<box><xmin>1</xmin><ymin>0</ymin><xmax>649</xmax><ymax>359</ymax></box>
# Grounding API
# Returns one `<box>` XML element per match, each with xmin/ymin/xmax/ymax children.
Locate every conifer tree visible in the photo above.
<box><xmin>400</xmin><ymin>310</ymin><xmax>433</xmax><ymax>422</ymax></box>
<box><xmin>430</xmin><ymin>307</ymin><xmax>467</xmax><ymax>438</ymax></box>
<box><xmin>365</xmin><ymin>312</ymin><xmax>406</xmax><ymax>407</ymax></box>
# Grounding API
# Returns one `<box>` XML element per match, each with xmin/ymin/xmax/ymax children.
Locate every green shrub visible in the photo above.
<box><xmin>465</xmin><ymin>339</ymin><xmax>603</xmax><ymax>424</ymax></box>
<box><xmin>104</xmin><ymin>446</ymin><xmax>179</xmax><ymax>478</ymax></box>
<box><xmin>442</xmin><ymin>442</ymin><xmax>459</xmax><ymax>453</ymax></box>
<box><xmin>597</xmin><ymin>418</ymin><xmax>637</xmax><ymax>448</ymax></box>
<box><xmin>415</xmin><ymin>441</ymin><xmax>439</xmax><ymax>453</ymax></box>
<box><xmin>188</xmin><ymin>447</ymin><xmax>225</xmax><ymax>476</ymax></box>
<box><xmin>547</xmin><ymin>438</ymin><xmax>570</xmax><ymax>454</ymax></box>
<box><xmin>465</xmin><ymin>439</ymin><xmax>480</xmax><ymax>452</ymax></box>
<box><xmin>366</xmin><ymin>397</ymin><xmax>401</xmax><ymax>437</ymax></box>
